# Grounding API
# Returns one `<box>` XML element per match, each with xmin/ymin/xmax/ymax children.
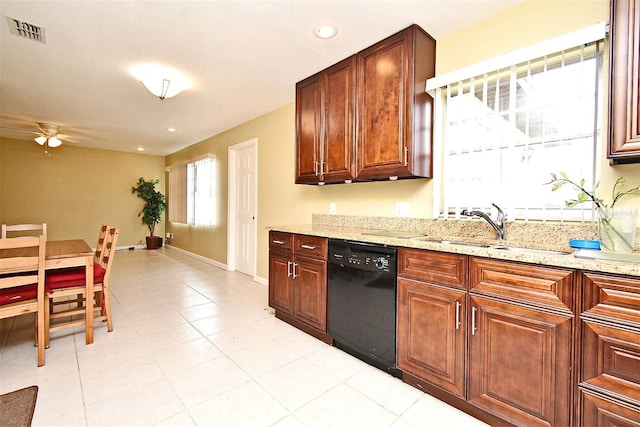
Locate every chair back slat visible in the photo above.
<box><xmin>1</xmin><ymin>223</ymin><xmax>47</xmax><ymax>239</ymax></box>
<box><xmin>100</xmin><ymin>227</ymin><xmax>119</xmax><ymax>284</ymax></box>
<box><xmin>94</xmin><ymin>225</ymin><xmax>109</xmax><ymax>266</ymax></box>
<box><xmin>0</xmin><ymin>274</ymin><xmax>39</xmax><ymax>289</ymax></box>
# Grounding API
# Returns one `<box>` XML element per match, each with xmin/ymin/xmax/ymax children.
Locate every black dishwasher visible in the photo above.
<box><xmin>327</xmin><ymin>239</ymin><xmax>400</xmax><ymax>378</ymax></box>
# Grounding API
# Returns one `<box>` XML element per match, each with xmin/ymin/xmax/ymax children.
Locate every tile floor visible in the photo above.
<box><xmin>0</xmin><ymin>248</ymin><xmax>489</xmax><ymax>427</ymax></box>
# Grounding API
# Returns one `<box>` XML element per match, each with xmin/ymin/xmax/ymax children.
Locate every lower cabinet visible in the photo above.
<box><xmin>268</xmin><ymin>231</ymin><xmax>329</xmax><ymax>340</ymax></box>
<box><xmin>397</xmin><ymin>249</ymin><xmax>467</xmax><ymax>398</ymax></box>
<box><xmin>468</xmin><ymin>296</ymin><xmax>573</xmax><ymax>427</ymax></box>
<box><xmin>397</xmin><ymin>248</ymin><xmax>576</xmax><ymax>427</ymax></box>
<box><xmin>579</xmin><ymin>272</ymin><xmax>640</xmax><ymax>425</ymax></box>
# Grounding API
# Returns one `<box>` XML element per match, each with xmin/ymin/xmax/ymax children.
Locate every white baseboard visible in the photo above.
<box><xmin>165</xmin><ymin>244</ymin><xmax>227</xmax><ymax>270</ymax></box>
<box><xmin>115</xmin><ymin>244</ymin><xmax>268</xmax><ymax>286</ymax></box>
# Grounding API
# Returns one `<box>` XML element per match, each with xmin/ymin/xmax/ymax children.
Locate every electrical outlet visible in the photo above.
<box><xmin>395</xmin><ymin>202</ymin><xmax>410</xmax><ymax>217</ymax></box>
<box><xmin>329</xmin><ymin>203</ymin><xmax>336</xmax><ymax>215</ymax></box>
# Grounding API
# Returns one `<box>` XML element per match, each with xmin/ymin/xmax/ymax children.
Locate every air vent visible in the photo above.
<box><xmin>6</xmin><ymin>16</ymin><xmax>46</xmax><ymax>43</ymax></box>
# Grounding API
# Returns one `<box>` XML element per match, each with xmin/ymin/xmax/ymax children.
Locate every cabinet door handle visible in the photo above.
<box><xmin>292</xmin><ymin>262</ymin><xmax>298</xmax><ymax>279</ymax></box>
<box><xmin>455</xmin><ymin>301</ymin><xmax>461</xmax><ymax>330</ymax></box>
<box><xmin>273</xmin><ymin>240</ymin><xmax>285</xmax><ymax>245</ymax></box>
<box><xmin>314</xmin><ymin>161</ymin><xmax>319</xmax><ymax>176</ymax></box>
<box><xmin>320</xmin><ymin>160</ymin><xmax>325</xmax><ymax>176</ymax></box>
<box><xmin>287</xmin><ymin>261</ymin><xmax>293</xmax><ymax>277</ymax></box>
<box><xmin>404</xmin><ymin>146</ymin><xmax>409</xmax><ymax>166</ymax></box>
<box><xmin>300</xmin><ymin>244</ymin><xmax>316</xmax><ymax>250</ymax></box>
<box><xmin>471</xmin><ymin>307</ymin><xmax>477</xmax><ymax>336</ymax></box>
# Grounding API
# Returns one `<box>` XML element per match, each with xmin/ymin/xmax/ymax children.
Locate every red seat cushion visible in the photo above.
<box><xmin>45</xmin><ymin>264</ymin><xmax>107</xmax><ymax>292</ymax></box>
<box><xmin>0</xmin><ymin>284</ymin><xmax>38</xmax><ymax>306</ymax></box>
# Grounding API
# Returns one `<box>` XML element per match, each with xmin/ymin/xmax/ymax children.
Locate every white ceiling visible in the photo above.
<box><xmin>0</xmin><ymin>0</ymin><xmax>523</xmax><ymax>156</ymax></box>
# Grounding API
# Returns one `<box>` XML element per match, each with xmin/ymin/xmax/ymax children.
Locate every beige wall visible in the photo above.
<box><xmin>0</xmin><ymin>138</ymin><xmax>165</xmax><ymax>247</ymax></box>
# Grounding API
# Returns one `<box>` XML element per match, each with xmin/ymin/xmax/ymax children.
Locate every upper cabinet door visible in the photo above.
<box><xmin>608</xmin><ymin>0</ymin><xmax>640</xmax><ymax>163</ymax></box>
<box><xmin>295</xmin><ymin>74</ymin><xmax>322</xmax><ymax>184</ymax></box>
<box><xmin>322</xmin><ymin>56</ymin><xmax>357</xmax><ymax>183</ymax></box>
<box><xmin>295</xmin><ymin>56</ymin><xmax>356</xmax><ymax>184</ymax></box>
<box><xmin>356</xmin><ymin>25</ymin><xmax>436</xmax><ymax>180</ymax></box>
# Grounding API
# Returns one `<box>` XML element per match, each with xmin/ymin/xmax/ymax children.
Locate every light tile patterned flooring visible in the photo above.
<box><xmin>0</xmin><ymin>248</ymin><xmax>489</xmax><ymax>426</ymax></box>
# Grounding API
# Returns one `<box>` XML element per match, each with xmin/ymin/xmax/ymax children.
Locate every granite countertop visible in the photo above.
<box><xmin>268</xmin><ymin>222</ymin><xmax>640</xmax><ymax>278</ymax></box>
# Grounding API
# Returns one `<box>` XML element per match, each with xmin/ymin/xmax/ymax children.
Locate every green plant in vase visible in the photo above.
<box><xmin>546</xmin><ymin>172</ymin><xmax>640</xmax><ymax>252</ymax></box>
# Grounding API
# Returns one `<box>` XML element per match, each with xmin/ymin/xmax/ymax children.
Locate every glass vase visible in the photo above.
<box><xmin>598</xmin><ymin>208</ymin><xmax>638</xmax><ymax>253</ymax></box>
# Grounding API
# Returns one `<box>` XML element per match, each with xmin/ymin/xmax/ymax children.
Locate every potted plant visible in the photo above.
<box><xmin>131</xmin><ymin>177</ymin><xmax>167</xmax><ymax>249</ymax></box>
<box><xmin>546</xmin><ymin>172</ymin><xmax>640</xmax><ymax>252</ymax></box>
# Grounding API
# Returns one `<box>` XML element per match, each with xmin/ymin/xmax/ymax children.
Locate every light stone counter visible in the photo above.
<box><xmin>268</xmin><ymin>215</ymin><xmax>640</xmax><ymax>278</ymax></box>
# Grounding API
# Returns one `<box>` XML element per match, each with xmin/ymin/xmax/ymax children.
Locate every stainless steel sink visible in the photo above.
<box><xmin>422</xmin><ymin>239</ymin><xmax>570</xmax><ymax>255</ymax></box>
<box><xmin>489</xmin><ymin>246</ymin><xmax>571</xmax><ymax>256</ymax></box>
<box><xmin>423</xmin><ymin>239</ymin><xmax>491</xmax><ymax>248</ymax></box>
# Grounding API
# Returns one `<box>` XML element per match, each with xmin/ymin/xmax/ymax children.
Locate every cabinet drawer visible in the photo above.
<box><xmin>269</xmin><ymin>231</ymin><xmax>293</xmax><ymax>251</ymax></box>
<box><xmin>582</xmin><ymin>320</ymin><xmax>640</xmax><ymax>389</ymax></box>
<box><xmin>293</xmin><ymin>234</ymin><xmax>327</xmax><ymax>260</ymax></box>
<box><xmin>470</xmin><ymin>257</ymin><xmax>575</xmax><ymax>313</ymax></box>
<box><xmin>583</xmin><ymin>272</ymin><xmax>640</xmax><ymax>326</ymax></box>
<box><xmin>398</xmin><ymin>248</ymin><xmax>466</xmax><ymax>289</ymax></box>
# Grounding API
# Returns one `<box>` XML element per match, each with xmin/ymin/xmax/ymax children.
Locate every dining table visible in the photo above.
<box><xmin>0</xmin><ymin>239</ymin><xmax>96</xmax><ymax>344</ymax></box>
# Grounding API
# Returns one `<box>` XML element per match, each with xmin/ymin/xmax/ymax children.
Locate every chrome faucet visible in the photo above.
<box><xmin>461</xmin><ymin>203</ymin><xmax>506</xmax><ymax>241</ymax></box>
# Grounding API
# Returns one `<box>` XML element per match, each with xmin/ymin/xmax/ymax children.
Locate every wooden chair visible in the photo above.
<box><xmin>55</xmin><ymin>225</ymin><xmax>110</xmax><ymax>311</ymax></box>
<box><xmin>0</xmin><ymin>235</ymin><xmax>46</xmax><ymax>366</ymax></box>
<box><xmin>1</xmin><ymin>223</ymin><xmax>47</xmax><ymax>239</ymax></box>
<box><xmin>44</xmin><ymin>227</ymin><xmax>119</xmax><ymax>347</ymax></box>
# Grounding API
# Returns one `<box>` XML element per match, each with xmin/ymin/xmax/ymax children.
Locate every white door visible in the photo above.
<box><xmin>228</xmin><ymin>139</ymin><xmax>257</xmax><ymax>276</ymax></box>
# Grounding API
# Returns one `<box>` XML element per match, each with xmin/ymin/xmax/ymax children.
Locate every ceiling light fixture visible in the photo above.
<box><xmin>314</xmin><ymin>25</ymin><xmax>338</xmax><ymax>39</ymax></box>
<box><xmin>130</xmin><ymin>64</ymin><xmax>190</xmax><ymax>100</ymax></box>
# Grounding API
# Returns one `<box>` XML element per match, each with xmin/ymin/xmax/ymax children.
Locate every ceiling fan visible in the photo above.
<box><xmin>0</xmin><ymin>122</ymin><xmax>77</xmax><ymax>147</ymax></box>
<box><xmin>34</xmin><ymin>123</ymin><xmax>63</xmax><ymax>147</ymax></box>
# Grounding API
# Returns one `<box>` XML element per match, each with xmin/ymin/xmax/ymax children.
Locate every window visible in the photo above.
<box><xmin>187</xmin><ymin>157</ymin><xmax>215</xmax><ymax>226</ymax></box>
<box><xmin>430</xmin><ymin>34</ymin><xmax>605</xmax><ymax>222</ymax></box>
<box><xmin>167</xmin><ymin>155</ymin><xmax>216</xmax><ymax>226</ymax></box>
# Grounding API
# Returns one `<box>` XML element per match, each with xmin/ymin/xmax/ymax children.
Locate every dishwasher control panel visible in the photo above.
<box><xmin>328</xmin><ymin>241</ymin><xmax>396</xmax><ymax>273</ymax></box>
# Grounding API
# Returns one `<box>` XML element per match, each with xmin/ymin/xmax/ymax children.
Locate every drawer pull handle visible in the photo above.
<box><xmin>455</xmin><ymin>301</ymin><xmax>461</xmax><ymax>330</ymax></box>
<box><xmin>287</xmin><ymin>261</ymin><xmax>292</xmax><ymax>277</ymax></box>
<box><xmin>471</xmin><ymin>307</ymin><xmax>477</xmax><ymax>336</ymax></box>
<box><xmin>273</xmin><ymin>240</ymin><xmax>285</xmax><ymax>245</ymax></box>
<box><xmin>301</xmin><ymin>244</ymin><xmax>316</xmax><ymax>250</ymax></box>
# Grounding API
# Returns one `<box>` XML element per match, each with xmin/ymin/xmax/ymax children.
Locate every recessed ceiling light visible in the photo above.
<box><xmin>314</xmin><ymin>25</ymin><xmax>338</xmax><ymax>39</ymax></box>
<box><xmin>137</xmin><ymin>146</ymin><xmax>144</xmax><ymax>152</ymax></box>
<box><xmin>167</xmin><ymin>127</ymin><xmax>176</xmax><ymax>132</ymax></box>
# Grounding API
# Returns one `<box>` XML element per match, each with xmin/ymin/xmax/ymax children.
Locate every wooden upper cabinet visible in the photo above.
<box><xmin>608</xmin><ymin>0</ymin><xmax>640</xmax><ymax>163</ymax></box>
<box><xmin>295</xmin><ymin>56</ymin><xmax>356</xmax><ymax>184</ymax></box>
<box><xmin>295</xmin><ymin>74</ymin><xmax>322</xmax><ymax>183</ymax></box>
<box><xmin>356</xmin><ymin>24</ymin><xmax>436</xmax><ymax>180</ymax></box>
<box><xmin>295</xmin><ymin>24</ymin><xmax>436</xmax><ymax>184</ymax></box>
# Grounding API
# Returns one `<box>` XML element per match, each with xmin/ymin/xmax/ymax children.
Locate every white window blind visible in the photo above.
<box><xmin>187</xmin><ymin>156</ymin><xmax>216</xmax><ymax>226</ymax></box>
<box><xmin>431</xmin><ymin>39</ymin><xmax>604</xmax><ymax>222</ymax></box>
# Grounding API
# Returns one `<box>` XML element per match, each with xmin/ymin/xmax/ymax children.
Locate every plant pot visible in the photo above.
<box><xmin>145</xmin><ymin>236</ymin><xmax>163</xmax><ymax>250</ymax></box>
<box><xmin>598</xmin><ymin>208</ymin><xmax>638</xmax><ymax>253</ymax></box>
